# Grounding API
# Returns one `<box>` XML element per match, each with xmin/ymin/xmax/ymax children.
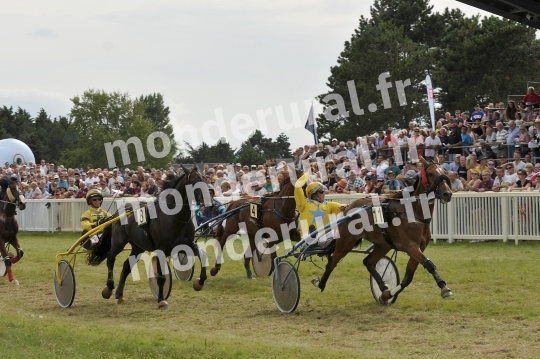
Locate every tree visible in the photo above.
<box><xmin>234</xmin><ymin>130</ymin><xmax>291</xmax><ymax>165</ymax></box>
<box><xmin>316</xmin><ymin>20</ymin><xmax>432</xmax><ymax>140</ymax></box>
<box><xmin>316</xmin><ymin>0</ymin><xmax>540</xmax><ymax>141</ymax></box>
<box><xmin>179</xmin><ymin>138</ymin><xmax>236</xmax><ymax>164</ymax></box>
<box><xmin>62</xmin><ymin>89</ymin><xmax>175</xmax><ymax>169</ymax></box>
<box><xmin>434</xmin><ymin>13</ymin><xmax>540</xmax><ymax>113</ymax></box>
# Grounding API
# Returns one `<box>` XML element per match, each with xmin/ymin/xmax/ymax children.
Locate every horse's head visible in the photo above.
<box><xmin>180</xmin><ymin>164</ymin><xmax>209</xmax><ymax>207</ymax></box>
<box><xmin>420</xmin><ymin>156</ymin><xmax>452</xmax><ymax>204</ymax></box>
<box><xmin>2</xmin><ymin>179</ymin><xmax>26</xmax><ymax>212</ymax></box>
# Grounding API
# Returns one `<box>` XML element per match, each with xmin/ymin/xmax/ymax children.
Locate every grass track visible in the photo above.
<box><xmin>1</xmin><ymin>232</ymin><xmax>540</xmax><ymax>358</ymax></box>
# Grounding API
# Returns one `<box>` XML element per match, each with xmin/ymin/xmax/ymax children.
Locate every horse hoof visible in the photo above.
<box><xmin>247</xmin><ymin>275</ymin><xmax>253</xmax><ymax>280</ymax></box>
<box><xmin>193</xmin><ymin>279</ymin><xmax>204</xmax><ymax>291</ymax></box>
<box><xmin>158</xmin><ymin>301</ymin><xmax>169</xmax><ymax>310</ymax></box>
<box><xmin>102</xmin><ymin>287</ymin><xmax>113</xmax><ymax>299</ymax></box>
<box><xmin>311</xmin><ymin>278</ymin><xmax>320</xmax><ymax>288</ymax></box>
<box><xmin>441</xmin><ymin>287</ymin><xmax>453</xmax><ymax>299</ymax></box>
<box><xmin>117</xmin><ymin>296</ymin><xmax>125</xmax><ymax>304</ymax></box>
<box><xmin>11</xmin><ymin>279</ymin><xmax>19</xmax><ymax>286</ymax></box>
<box><xmin>378</xmin><ymin>290</ymin><xmax>391</xmax><ymax>305</ymax></box>
<box><xmin>210</xmin><ymin>267</ymin><xmax>219</xmax><ymax>276</ymax></box>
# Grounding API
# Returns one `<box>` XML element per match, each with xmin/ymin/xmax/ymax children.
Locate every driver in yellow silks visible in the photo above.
<box><xmin>294</xmin><ymin>172</ymin><xmax>346</xmax><ymax>248</ymax></box>
<box><xmin>81</xmin><ymin>189</ymin><xmax>112</xmax><ymax>249</ymax></box>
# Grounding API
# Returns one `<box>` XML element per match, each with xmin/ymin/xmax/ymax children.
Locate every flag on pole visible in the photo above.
<box><xmin>304</xmin><ymin>103</ymin><xmax>318</xmax><ymax>144</ymax></box>
<box><xmin>425</xmin><ymin>74</ymin><xmax>436</xmax><ymax>130</ymax></box>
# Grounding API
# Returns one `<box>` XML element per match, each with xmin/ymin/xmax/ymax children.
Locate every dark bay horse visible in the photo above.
<box><xmin>313</xmin><ymin>156</ymin><xmax>454</xmax><ymax>303</ymax></box>
<box><xmin>211</xmin><ymin>169</ymin><xmax>301</xmax><ymax>279</ymax></box>
<box><xmin>0</xmin><ymin>182</ymin><xmax>26</xmax><ymax>285</ymax></box>
<box><xmin>87</xmin><ymin>164</ymin><xmax>209</xmax><ymax>310</ymax></box>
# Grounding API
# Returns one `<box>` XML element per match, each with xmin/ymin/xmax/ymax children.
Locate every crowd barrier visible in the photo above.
<box><xmin>16</xmin><ymin>192</ymin><xmax>540</xmax><ymax>244</ymax></box>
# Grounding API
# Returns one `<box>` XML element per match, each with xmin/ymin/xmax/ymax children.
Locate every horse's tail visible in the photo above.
<box><xmin>86</xmin><ymin>223</ymin><xmax>113</xmax><ymax>266</ymax></box>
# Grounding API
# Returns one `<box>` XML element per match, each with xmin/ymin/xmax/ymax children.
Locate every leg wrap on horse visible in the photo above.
<box><xmin>423</xmin><ymin>258</ymin><xmax>436</xmax><ymax>273</ymax></box>
<box><xmin>423</xmin><ymin>258</ymin><xmax>447</xmax><ymax>289</ymax></box>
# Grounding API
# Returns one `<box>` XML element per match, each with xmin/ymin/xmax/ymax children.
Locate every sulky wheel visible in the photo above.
<box><xmin>54</xmin><ymin>260</ymin><xmax>76</xmax><ymax>308</ymax></box>
<box><xmin>370</xmin><ymin>255</ymin><xmax>400</xmax><ymax>304</ymax></box>
<box><xmin>149</xmin><ymin>256</ymin><xmax>172</xmax><ymax>300</ymax></box>
<box><xmin>272</xmin><ymin>261</ymin><xmax>300</xmax><ymax>313</ymax></box>
<box><xmin>171</xmin><ymin>252</ymin><xmax>194</xmax><ymax>282</ymax></box>
<box><xmin>252</xmin><ymin>247</ymin><xmax>273</xmax><ymax>277</ymax></box>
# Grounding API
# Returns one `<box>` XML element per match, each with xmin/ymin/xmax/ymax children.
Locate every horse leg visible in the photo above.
<box><xmin>210</xmin><ymin>220</ymin><xmax>239</xmax><ymax>276</ymax></box>
<box><xmin>114</xmin><ymin>246</ymin><xmax>144</xmax><ymax>304</ymax></box>
<box><xmin>102</xmin><ymin>255</ymin><xmax>116</xmax><ymax>299</ymax></box>
<box><xmin>0</xmin><ymin>239</ymin><xmax>17</xmax><ymax>285</ymax></box>
<box><xmin>314</xmin><ymin>236</ymin><xmax>357</xmax><ymax>292</ymax></box>
<box><xmin>192</xmin><ymin>244</ymin><xmax>207</xmax><ymax>291</ymax></box>
<box><xmin>155</xmin><ymin>256</ymin><xmax>168</xmax><ymax>310</ymax></box>
<box><xmin>362</xmin><ymin>245</ymin><xmax>392</xmax><ymax>304</ymax></box>
<box><xmin>407</xmin><ymin>247</ymin><xmax>453</xmax><ymax>298</ymax></box>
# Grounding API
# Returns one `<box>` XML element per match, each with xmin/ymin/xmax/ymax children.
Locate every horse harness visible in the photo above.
<box><xmin>249</xmin><ymin>195</ymin><xmax>298</xmax><ymax>229</ymax></box>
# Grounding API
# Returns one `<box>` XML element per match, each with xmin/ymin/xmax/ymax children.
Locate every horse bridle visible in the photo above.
<box><xmin>423</xmin><ymin>162</ymin><xmax>451</xmax><ymax>200</ymax></box>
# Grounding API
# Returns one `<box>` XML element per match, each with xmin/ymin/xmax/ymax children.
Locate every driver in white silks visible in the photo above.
<box><xmin>294</xmin><ymin>172</ymin><xmax>346</xmax><ymax>249</ymax></box>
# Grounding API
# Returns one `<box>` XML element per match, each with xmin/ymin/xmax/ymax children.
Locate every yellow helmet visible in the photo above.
<box><xmin>306</xmin><ymin>182</ymin><xmax>323</xmax><ymax>197</ymax></box>
<box><xmin>86</xmin><ymin>189</ymin><xmax>103</xmax><ymax>205</ymax></box>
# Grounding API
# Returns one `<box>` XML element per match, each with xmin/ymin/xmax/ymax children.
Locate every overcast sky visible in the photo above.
<box><xmin>0</xmin><ymin>0</ymin><xmax>495</xmax><ymax>155</ymax></box>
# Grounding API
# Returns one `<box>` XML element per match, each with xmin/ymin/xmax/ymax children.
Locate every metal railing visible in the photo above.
<box><xmin>15</xmin><ymin>192</ymin><xmax>540</xmax><ymax>244</ymax></box>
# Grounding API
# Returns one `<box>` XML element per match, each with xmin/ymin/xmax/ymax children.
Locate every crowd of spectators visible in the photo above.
<box><xmin>1</xmin><ymin>161</ymin><xmax>176</xmax><ymax>200</ymax></box>
<box><xmin>3</xmin><ymin>92</ymin><xmax>540</xmax><ymax>201</ymax></box>
<box><xmin>291</xmin><ymin>94</ymin><xmax>540</xmax><ymax>195</ymax></box>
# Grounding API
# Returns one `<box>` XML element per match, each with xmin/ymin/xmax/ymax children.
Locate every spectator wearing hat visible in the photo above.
<box><xmin>328</xmin><ymin>138</ymin><xmax>339</xmax><ymax>155</ymax></box>
<box><xmin>384</xmin><ymin>171</ymin><xmax>400</xmax><ymax>191</ymax></box>
<box><xmin>85</xmin><ymin>170</ymin><xmax>96</xmax><ymax>187</ymax></box>
<box><xmin>345</xmin><ymin>170</ymin><xmax>365</xmax><ymax>193</ymax></box>
<box><xmin>334</xmin><ymin>178</ymin><xmax>348</xmax><ymax>194</ymax></box>
<box><xmin>373</xmin><ymin>175</ymin><xmax>386</xmax><ymax>194</ymax></box>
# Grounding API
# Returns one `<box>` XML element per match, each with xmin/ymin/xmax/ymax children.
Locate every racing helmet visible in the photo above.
<box><xmin>9</xmin><ymin>175</ymin><xmax>19</xmax><ymax>183</ymax></box>
<box><xmin>306</xmin><ymin>182</ymin><xmax>323</xmax><ymax>198</ymax></box>
<box><xmin>207</xmin><ymin>184</ymin><xmax>215</xmax><ymax>193</ymax></box>
<box><xmin>86</xmin><ymin>189</ymin><xmax>104</xmax><ymax>205</ymax></box>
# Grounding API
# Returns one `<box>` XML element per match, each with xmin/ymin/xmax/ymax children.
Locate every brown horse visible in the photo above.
<box><xmin>0</xmin><ymin>183</ymin><xmax>26</xmax><ymax>285</ymax></box>
<box><xmin>211</xmin><ymin>169</ymin><xmax>301</xmax><ymax>279</ymax></box>
<box><xmin>312</xmin><ymin>156</ymin><xmax>454</xmax><ymax>303</ymax></box>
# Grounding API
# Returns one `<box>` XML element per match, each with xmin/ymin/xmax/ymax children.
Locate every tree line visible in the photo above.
<box><xmin>0</xmin><ymin>90</ymin><xmax>292</xmax><ymax>169</ymax></box>
<box><xmin>316</xmin><ymin>0</ymin><xmax>540</xmax><ymax>142</ymax></box>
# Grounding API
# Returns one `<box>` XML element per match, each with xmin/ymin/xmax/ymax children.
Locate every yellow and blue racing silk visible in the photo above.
<box><xmin>294</xmin><ymin>173</ymin><xmax>344</xmax><ymax>236</ymax></box>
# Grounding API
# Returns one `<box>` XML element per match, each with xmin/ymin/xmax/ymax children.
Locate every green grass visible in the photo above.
<box><xmin>2</xmin><ymin>232</ymin><xmax>540</xmax><ymax>358</ymax></box>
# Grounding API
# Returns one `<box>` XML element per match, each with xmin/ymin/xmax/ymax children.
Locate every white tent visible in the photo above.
<box><xmin>0</xmin><ymin>138</ymin><xmax>36</xmax><ymax>165</ymax></box>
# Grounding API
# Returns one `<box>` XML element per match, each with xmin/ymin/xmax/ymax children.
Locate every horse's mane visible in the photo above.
<box><xmin>160</xmin><ymin>173</ymin><xmax>185</xmax><ymax>192</ymax></box>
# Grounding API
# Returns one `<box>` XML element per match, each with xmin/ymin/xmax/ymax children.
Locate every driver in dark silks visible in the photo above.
<box><xmin>0</xmin><ymin>175</ymin><xmax>25</xmax><ymax>285</ymax></box>
<box><xmin>81</xmin><ymin>189</ymin><xmax>112</xmax><ymax>250</ymax></box>
<box><xmin>194</xmin><ymin>184</ymin><xmax>225</xmax><ymax>236</ymax></box>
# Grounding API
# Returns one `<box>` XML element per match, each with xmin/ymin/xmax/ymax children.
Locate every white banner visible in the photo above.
<box><xmin>426</xmin><ymin>74</ymin><xmax>436</xmax><ymax>130</ymax></box>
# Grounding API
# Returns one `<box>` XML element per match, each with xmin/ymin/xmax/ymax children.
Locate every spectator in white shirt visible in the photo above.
<box><xmin>424</xmin><ymin>130</ymin><xmax>441</xmax><ymax>160</ymax></box>
<box><xmin>492</xmin><ymin>166</ymin><xmax>510</xmax><ymax>192</ymax></box>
